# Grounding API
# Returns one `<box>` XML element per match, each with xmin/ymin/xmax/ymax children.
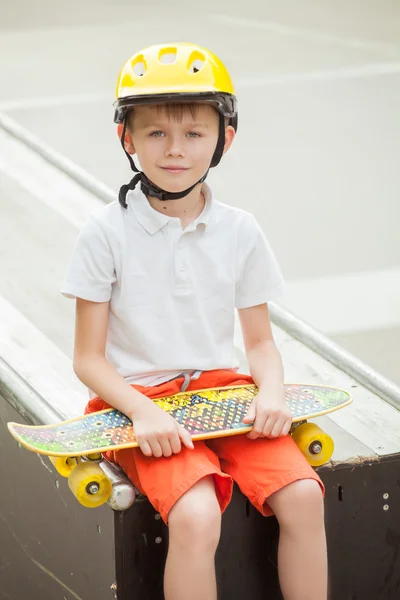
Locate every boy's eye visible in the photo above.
<box><xmin>149</xmin><ymin>130</ymin><xmax>200</xmax><ymax>138</ymax></box>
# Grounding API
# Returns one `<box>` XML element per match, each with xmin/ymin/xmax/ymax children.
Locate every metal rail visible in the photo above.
<box><xmin>270</xmin><ymin>303</ymin><xmax>400</xmax><ymax>409</ymax></box>
<box><xmin>0</xmin><ymin>358</ymin><xmax>63</xmax><ymax>425</ymax></box>
<box><xmin>0</xmin><ymin>113</ymin><xmax>114</xmax><ymax>204</ymax></box>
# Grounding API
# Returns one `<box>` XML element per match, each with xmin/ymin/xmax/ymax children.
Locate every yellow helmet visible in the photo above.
<box><xmin>114</xmin><ymin>42</ymin><xmax>237</xmax><ymax>129</ymax></box>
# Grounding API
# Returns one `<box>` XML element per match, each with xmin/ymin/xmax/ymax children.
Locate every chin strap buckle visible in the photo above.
<box><xmin>140</xmin><ymin>179</ymin><xmax>166</xmax><ymax>200</ymax></box>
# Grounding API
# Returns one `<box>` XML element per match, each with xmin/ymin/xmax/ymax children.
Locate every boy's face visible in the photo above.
<box><xmin>121</xmin><ymin>104</ymin><xmax>235</xmax><ymax>193</ymax></box>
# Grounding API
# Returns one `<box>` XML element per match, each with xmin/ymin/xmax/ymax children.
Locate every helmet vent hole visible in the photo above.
<box><xmin>160</xmin><ymin>51</ymin><xmax>177</xmax><ymax>64</ymax></box>
<box><xmin>189</xmin><ymin>59</ymin><xmax>204</xmax><ymax>74</ymax></box>
<box><xmin>132</xmin><ymin>58</ymin><xmax>147</xmax><ymax>77</ymax></box>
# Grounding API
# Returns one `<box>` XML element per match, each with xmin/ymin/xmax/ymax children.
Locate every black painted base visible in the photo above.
<box><xmin>114</xmin><ymin>455</ymin><xmax>400</xmax><ymax>600</ymax></box>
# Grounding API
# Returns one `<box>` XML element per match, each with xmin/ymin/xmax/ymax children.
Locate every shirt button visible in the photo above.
<box><xmin>180</xmin><ymin>267</ymin><xmax>184</xmax><ymax>271</ymax></box>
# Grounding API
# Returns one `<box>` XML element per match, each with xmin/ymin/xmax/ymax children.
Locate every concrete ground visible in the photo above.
<box><xmin>1</xmin><ymin>0</ymin><xmax>399</xmax><ymax>383</ymax></box>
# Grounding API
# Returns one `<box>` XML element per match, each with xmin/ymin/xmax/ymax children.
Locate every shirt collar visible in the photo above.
<box><xmin>128</xmin><ymin>182</ymin><xmax>214</xmax><ymax>235</ymax></box>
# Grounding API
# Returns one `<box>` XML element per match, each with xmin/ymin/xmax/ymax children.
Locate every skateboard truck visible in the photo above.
<box><xmin>49</xmin><ymin>455</ymin><xmax>137</xmax><ymax>510</ymax></box>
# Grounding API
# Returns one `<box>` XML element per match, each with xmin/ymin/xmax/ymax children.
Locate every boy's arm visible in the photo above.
<box><xmin>73</xmin><ymin>298</ymin><xmax>152</xmax><ymax>418</ymax></box>
<box><xmin>238</xmin><ymin>303</ymin><xmax>292</xmax><ymax>439</ymax></box>
<box><xmin>73</xmin><ymin>298</ymin><xmax>193</xmax><ymax>456</ymax></box>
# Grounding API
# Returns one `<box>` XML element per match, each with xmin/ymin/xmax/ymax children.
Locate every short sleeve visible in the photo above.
<box><xmin>235</xmin><ymin>216</ymin><xmax>285</xmax><ymax>309</ymax></box>
<box><xmin>61</xmin><ymin>216</ymin><xmax>117</xmax><ymax>302</ymax></box>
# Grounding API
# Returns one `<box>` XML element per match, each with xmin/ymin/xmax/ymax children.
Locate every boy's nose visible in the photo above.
<box><xmin>165</xmin><ymin>137</ymin><xmax>185</xmax><ymax>157</ymax></box>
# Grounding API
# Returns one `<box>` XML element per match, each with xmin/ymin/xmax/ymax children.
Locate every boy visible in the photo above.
<box><xmin>62</xmin><ymin>43</ymin><xmax>327</xmax><ymax>600</ymax></box>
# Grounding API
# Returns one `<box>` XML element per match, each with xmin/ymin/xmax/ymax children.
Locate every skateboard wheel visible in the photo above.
<box><xmin>68</xmin><ymin>462</ymin><xmax>112</xmax><ymax>508</ymax></box>
<box><xmin>292</xmin><ymin>423</ymin><xmax>334</xmax><ymax>467</ymax></box>
<box><xmin>49</xmin><ymin>455</ymin><xmax>81</xmax><ymax>477</ymax></box>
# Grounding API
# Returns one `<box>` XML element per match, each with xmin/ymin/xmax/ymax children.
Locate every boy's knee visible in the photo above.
<box><xmin>268</xmin><ymin>478</ymin><xmax>324</xmax><ymax>528</ymax></box>
<box><xmin>168</xmin><ymin>477</ymin><xmax>221</xmax><ymax>551</ymax></box>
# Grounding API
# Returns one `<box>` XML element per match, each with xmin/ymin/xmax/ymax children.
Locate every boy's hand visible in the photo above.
<box><xmin>131</xmin><ymin>400</ymin><xmax>194</xmax><ymax>458</ymax></box>
<box><xmin>242</xmin><ymin>387</ymin><xmax>292</xmax><ymax>439</ymax></box>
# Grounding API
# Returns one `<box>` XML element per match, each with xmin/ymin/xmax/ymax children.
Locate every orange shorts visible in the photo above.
<box><xmin>86</xmin><ymin>369</ymin><xmax>324</xmax><ymax>524</ymax></box>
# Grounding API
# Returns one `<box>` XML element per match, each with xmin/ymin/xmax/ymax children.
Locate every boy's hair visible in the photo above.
<box><xmin>126</xmin><ymin>103</ymin><xmax>228</xmax><ymax>131</ymax></box>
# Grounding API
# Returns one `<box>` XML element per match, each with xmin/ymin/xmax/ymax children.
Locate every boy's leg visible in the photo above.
<box><xmin>84</xmin><ymin>371</ymin><xmax>238</xmax><ymax>600</ymax></box>
<box><xmin>267</xmin><ymin>479</ymin><xmax>327</xmax><ymax>600</ymax></box>
<box><xmin>208</xmin><ymin>434</ymin><xmax>327</xmax><ymax>600</ymax></box>
<box><xmin>113</xmin><ymin>442</ymin><xmax>232</xmax><ymax>600</ymax></box>
<box><xmin>165</xmin><ymin>475</ymin><xmax>221</xmax><ymax>600</ymax></box>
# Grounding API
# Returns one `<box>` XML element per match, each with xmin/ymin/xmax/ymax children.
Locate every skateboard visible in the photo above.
<box><xmin>8</xmin><ymin>384</ymin><xmax>351</xmax><ymax>508</ymax></box>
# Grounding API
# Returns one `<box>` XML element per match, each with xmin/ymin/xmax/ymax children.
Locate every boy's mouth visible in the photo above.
<box><xmin>160</xmin><ymin>166</ymin><xmax>189</xmax><ymax>174</ymax></box>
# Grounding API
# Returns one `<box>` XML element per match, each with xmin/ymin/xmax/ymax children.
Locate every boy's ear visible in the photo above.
<box><xmin>222</xmin><ymin>125</ymin><xmax>236</xmax><ymax>155</ymax></box>
<box><xmin>117</xmin><ymin>123</ymin><xmax>136</xmax><ymax>155</ymax></box>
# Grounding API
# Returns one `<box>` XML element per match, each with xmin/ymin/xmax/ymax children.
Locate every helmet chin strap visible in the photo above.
<box><xmin>118</xmin><ymin>171</ymin><xmax>209</xmax><ymax>208</ymax></box>
<box><xmin>118</xmin><ymin>114</ymin><xmax>225</xmax><ymax>209</ymax></box>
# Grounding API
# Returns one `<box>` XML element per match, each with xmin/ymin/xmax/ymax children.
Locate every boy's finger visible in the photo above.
<box><xmin>140</xmin><ymin>440</ymin><xmax>153</xmax><ymax>457</ymax></box>
<box><xmin>178</xmin><ymin>425</ymin><xmax>194</xmax><ymax>449</ymax></box>
<box><xmin>150</xmin><ymin>439</ymin><xmax>163</xmax><ymax>458</ymax></box>
<box><xmin>268</xmin><ymin>418</ymin><xmax>284</xmax><ymax>438</ymax></box>
<box><xmin>242</xmin><ymin>401</ymin><xmax>256</xmax><ymax>424</ymax></box>
<box><xmin>261</xmin><ymin>416</ymin><xmax>275</xmax><ymax>438</ymax></box>
<box><xmin>247</xmin><ymin>414</ymin><xmax>265</xmax><ymax>439</ymax></box>
<box><xmin>159</xmin><ymin>438</ymin><xmax>173</xmax><ymax>457</ymax></box>
<box><xmin>170</xmin><ymin>432</ymin><xmax>182</xmax><ymax>454</ymax></box>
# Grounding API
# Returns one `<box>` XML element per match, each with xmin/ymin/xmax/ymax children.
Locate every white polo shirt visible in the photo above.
<box><xmin>62</xmin><ymin>183</ymin><xmax>285</xmax><ymax>392</ymax></box>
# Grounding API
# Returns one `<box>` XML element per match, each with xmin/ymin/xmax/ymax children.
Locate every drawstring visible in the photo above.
<box><xmin>180</xmin><ymin>370</ymin><xmax>203</xmax><ymax>392</ymax></box>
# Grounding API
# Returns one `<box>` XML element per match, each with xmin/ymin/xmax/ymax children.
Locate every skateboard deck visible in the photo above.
<box><xmin>8</xmin><ymin>384</ymin><xmax>351</xmax><ymax>458</ymax></box>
